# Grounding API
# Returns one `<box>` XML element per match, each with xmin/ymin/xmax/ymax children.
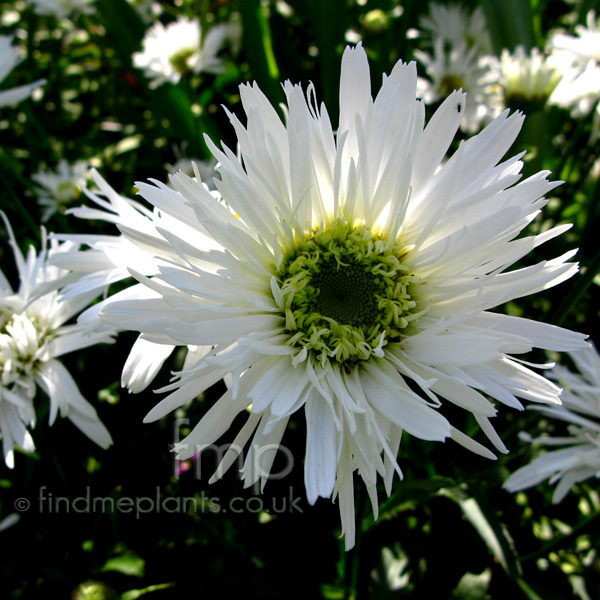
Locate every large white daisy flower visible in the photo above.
<box><xmin>65</xmin><ymin>44</ymin><xmax>587</xmax><ymax>547</ymax></box>
<box><xmin>0</xmin><ymin>35</ymin><xmax>45</xmax><ymax>107</ymax></box>
<box><xmin>0</xmin><ymin>215</ymin><xmax>113</xmax><ymax>469</ymax></box>
<box><xmin>415</xmin><ymin>38</ymin><xmax>502</xmax><ymax>133</ymax></box>
<box><xmin>132</xmin><ymin>16</ymin><xmax>229</xmax><ymax>88</ymax></box>
<box><xmin>504</xmin><ymin>344</ymin><xmax>600</xmax><ymax>503</ymax></box>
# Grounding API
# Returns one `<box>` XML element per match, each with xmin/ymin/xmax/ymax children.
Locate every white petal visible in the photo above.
<box><xmin>122</xmin><ymin>336</ymin><xmax>174</xmax><ymax>393</ymax></box>
<box><xmin>304</xmin><ymin>396</ymin><xmax>338</xmax><ymax>504</ymax></box>
<box><xmin>360</xmin><ymin>365</ymin><xmax>450</xmax><ymax>442</ymax></box>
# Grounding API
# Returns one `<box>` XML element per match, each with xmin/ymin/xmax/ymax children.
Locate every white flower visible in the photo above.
<box><xmin>549</xmin><ymin>59</ymin><xmax>600</xmax><ymax>117</ymax></box>
<box><xmin>549</xmin><ymin>10</ymin><xmax>600</xmax><ymax>68</ymax></box>
<box><xmin>166</xmin><ymin>156</ymin><xmax>219</xmax><ymax>191</ymax></box>
<box><xmin>415</xmin><ymin>38</ymin><xmax>502</xmax><ymax>133</ymax></box>
<box><xmin>32</xmin><ymin>159</ymin><xmax>89</xmax><ymax>222</ymax></box>
<box><xmin>63</xmin><ymin>44</ymin><xmax>587</xmax><ymax>548</ymax></box>
<box><xmin>548</xmin><ymin>11</ymin><xmax>600</xmax><ymax>117</ymax></box>
<box><xmin>0</xmin><ymin>36</ymin><xmax>45</xmax><ymax>107</ymax></box>
<box><xmin>133</xmin><ymin>16</ymin><xmax>229</xmax><ymax>88</ymax></box>
<box><xmin>499</xmin><ymin>45</ymin><xmax>561</xmax><ymax>109</ymax></box>
<box><xmin>419</xmin><ymin>2</ymin><xmax>493</xmax><ymax>55</ymax></box>
<box><xmin>126</xmin><ymin>0</ymin><xmax>161</xmax><ymax>23</ymax></box>
<box><xmin>504</xmin><ymin>344</ymin><xmax>600</xmax><ymax>502</ymax></box>
<box><xmin>28</xmin><ymin>0</ymin><xmax>96</xmax><ymax>18</ymax></box>
<box><xmin>0</xmin><ymin>215</ymin><xmax>113</xmax><ymax>468</ymax></box>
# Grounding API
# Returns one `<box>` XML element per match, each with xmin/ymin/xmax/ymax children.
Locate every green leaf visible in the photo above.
<box><xmin>482</xmin><ymin>0</ymin><xmax>535</xmax><ymax>53</ymax></box>
<box><xmin>151</xmin><ymin>84</ymin><xmax>204</xmax><ymax>156</ymax></box>
<box><xmin>441</xmin><ymin>487</ymin><xmax>521</xmax><ymax>579</ymax></box>
<box><xmin>120</xmin><ymin>583</ymin><xmax>173</xmax><ymax>600</ymax></box>
<box><xmin>365</xmin><ymin>477</ymin><xmax>454</xmax><ymax>528</ymax></box>
<box><xmin>516</xmin><ymin>577</ymin><xmax>545</xmax><ymax>600</ymax></box>
<box><xmin>102</xmin><ymin>554</ymin><xmax>145</xmax><ymax>578</ymax></box>
<box><xmin>238</xmin><ymin>0</ymin><xmax>283</xmax><ymax>106</ymax></box>
<box><xmin>306</xmin><ymin>0</ymin><xmax>349</xmax><ymax>124</ymax></box>
<box><xmin>96</xmin><ymin>0</ymin><xmax>146</xmax><ymax>60</ymax></box>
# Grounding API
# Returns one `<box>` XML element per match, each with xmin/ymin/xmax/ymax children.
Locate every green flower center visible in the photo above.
<box><xmin>170</xmin><ymin>47</ymin><xmax>196</xmax><ymax>75</ymax></box>
<box><xmin>439</xmin><ymin>74</ymin><xmax>465</xmax><ymax>97</ymax></box>
<box><xmin>276</xmin><ymin>218</ymin><xmax>419</xmax><ymax>367</ymax></box>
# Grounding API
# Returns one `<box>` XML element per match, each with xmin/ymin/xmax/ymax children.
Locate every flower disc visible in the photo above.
<box><xmin>278</xmin><ymin>218</ymin><xmax>418</xmax><ymax>366</ymax></box>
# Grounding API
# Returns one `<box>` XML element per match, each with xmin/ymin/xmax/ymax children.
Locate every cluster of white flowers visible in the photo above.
<box><xmin>505</xmin><ymin>344</ymin><xmax>600</xmax><ymax>502</ymax></box>
<box><xmin>416</xmin><ymin>3</ymin><xmax>596</xmax><ymax>131</ymax></box>
<box><xmin>0</xmin><ymin>216</ymin><xmax>113</xmax><ymax>469</ymax></box>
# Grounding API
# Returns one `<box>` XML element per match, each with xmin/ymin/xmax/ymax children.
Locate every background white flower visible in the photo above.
<box><xmin>133</xmin><ymin>16</ymin><xmax>229</xmax><ymax>88</ymax></box>
<box><xmin>57</xmin><ymin>44</ymin><xmax>587</xmax><ymax>548</ymax></box>
<box><xmin>419</xmin><ymin>2</ymin><xmax>493</xmax><ymax>55</ymax></box>
<box><xmin>126</xmin><ymin>0</ymin><xmax>162</xmax><ymax>23</ymax></box>
<box><xmin>548</xmin><ymin>11</ymin><xmax>600</xmax><ymax>118</ymax></box>
<box><xmin>0</xmin><ymin>214</ymin><xmax>113</xmax><ymax>468</ymax></box>
<box><xmin>504</xmin><ymin>344</ymin><xmax>600</xmax><ymax>502</ymax></box>
<box><xmin>165</xmin><ymin>155</ymin><xmax>219</xmax><ymax>191</ymax></box>
<box><xmin>499</xmin><ymin>45</ymin><xmax>561</xmax><ymax>110</ymax></box>
<box><xmin>28</xmin><ymin>0</ymin><xmax>96</xmax><ymax>18</ymax></box>
<box><xmin>415</xmin><ymin>38</ymin><xmax>502</xmax><ymax>132</ymax></box>
<box><xmin>32</xmin><ymin>159</ymin><xmax>89</xmax><ymax>222</ymax></box>
<box><xmin>0</xmin><ymin>35</ymin><xmax>45</xmax><ymax>107</ymax></box>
